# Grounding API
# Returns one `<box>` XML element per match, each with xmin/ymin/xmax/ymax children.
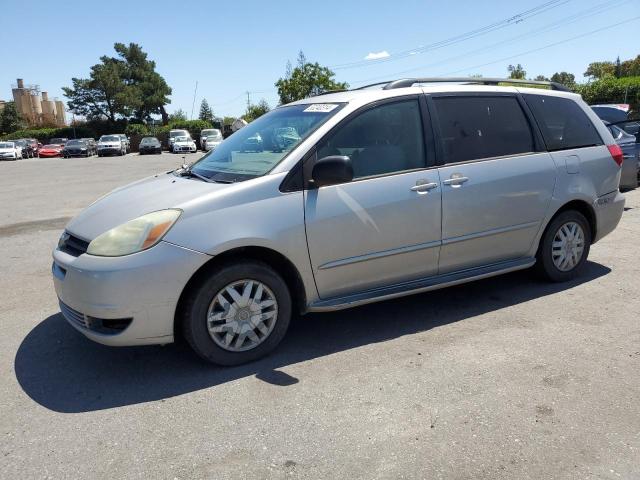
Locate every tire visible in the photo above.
<box><xmin>181</xmin><ymin>260</ymin><xmax>292</xmax><ymax>366</ymax></box>
<box><xmin>535</xmin><ymin>210</ymin><xmax>591</xmax><ymax>282</ymax></box>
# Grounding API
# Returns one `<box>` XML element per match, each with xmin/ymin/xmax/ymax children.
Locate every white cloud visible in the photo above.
<box><xmin>365</xmin><ymin>50</ymin><xmax>390</xmax><ymax>60</ymax></box>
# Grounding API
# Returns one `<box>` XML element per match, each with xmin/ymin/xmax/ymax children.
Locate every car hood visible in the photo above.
<box><xmin>99</xmin><ymin>142</ymin><xmax>120</xmax><ymax>147</ymax></box>
<box><xmin>66</xmin><ymin>172</ymin><xmax>231</xmax><ymax>240</ymax></box>
<box><xmin>175</xmin><ymin>141</ymin><xmax>194</xmax><ymax>145</ymax></box>
<box><xmin>0</xmin><ymin>148</ymin><xmax>15</xmax><ymax>153</ymax></box>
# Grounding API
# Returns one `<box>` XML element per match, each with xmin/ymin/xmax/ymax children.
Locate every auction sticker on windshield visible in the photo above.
<box><xmin>303</xmin><ymin>104</ymin><xmax>339</xmax><ymax>113</ymax></box>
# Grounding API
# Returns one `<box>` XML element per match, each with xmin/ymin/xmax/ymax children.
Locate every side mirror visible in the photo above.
<box><xmin>311</xmin><ymin>155</ymin><xmax>353</xmax><ymax>188</ymax></box>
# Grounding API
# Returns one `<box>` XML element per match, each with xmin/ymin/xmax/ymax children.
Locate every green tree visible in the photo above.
<box><xmin>584</xmin><ymin>61</ymin><xmax>616</xmax><ymax>80</ymax></box>
<box><xmin>112</xmin><ymin>43</ymin><xmax>172</xmax><ymax>124</ymax></box>
<box><xmin>534</xmin><ymin>75</ymin><xmax>550</xmax><ymax>81</ymax></box>
<box><xmin>507</xmin><ymin>64</ymin><xmax>526</xmax><ymax>79</ymax></box>
<box><xmin>169</xmin><ymin>109</ymin><xmax>187</xmax><ymax>122</ymax></box>
<box><xmin>199</xmin><ymin>99</ymin><xmax>214</xmax><ymax>123</ymax></box>
<box><xmin>63</xmin><ymin>43</ymin><xmax>171</xmax><ymax>125</ymax></box>
<box><xmin>550</xmin><ymin>72</ymin><xmax>576</xmax><ymax>89</ymax></box>
<box><xmin>275</xmin><ymin>51</ymin><xmax>348</xmax><ymax>104</ymax></box>
<box><xmin>244</xmin><ymin>99</ymin><xmax>270</xmax><ymax>122</ymax></box>
<box><xmin>0</xmin><ymin>102</ymin><xmax>25</xmax><ymax>134</ymax></box>
<box><xmin>620</xmin><ymin>55</ymin><xmax>640</xmax><ymax>77</ymax></box>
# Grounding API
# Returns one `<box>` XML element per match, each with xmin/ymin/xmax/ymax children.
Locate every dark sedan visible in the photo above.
<box><xmin>138</xmin><ymin>136</ymin><xmax>162</xmax><ymax>155</ymax></box>
<box><xmin>63</xmin><ymin>139</ymin><xmax>92</xmax><ymax>158</ymax></box>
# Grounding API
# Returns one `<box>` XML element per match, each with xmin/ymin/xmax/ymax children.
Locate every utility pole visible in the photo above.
<box><xmin>190</xmin><ymin>81</ymin><xmax>198</xmax><ymax>120</ymax></box>
<box><xmin>246</xmin><ymin>91</ymin><xmax>251</xmax><ymax>111</ymax></box>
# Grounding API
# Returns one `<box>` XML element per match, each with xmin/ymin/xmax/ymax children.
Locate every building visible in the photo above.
<box><xmin>11</xmin><ymin>78</ymin><xmax>66</xmax><ymax>127</ymax></box>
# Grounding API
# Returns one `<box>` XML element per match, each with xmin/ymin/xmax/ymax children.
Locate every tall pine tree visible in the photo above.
<box><xmin>199</xmin><ymin>99</ymin><xmax>214</xmax><ymax>123</ymax></box>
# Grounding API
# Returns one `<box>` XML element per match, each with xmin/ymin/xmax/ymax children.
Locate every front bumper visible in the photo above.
<box><xmin>52</xmin><ymin>240</ymin><xmax>211</xmax><ymax>346</ymax></box>
<box><xmin>593</xmin><ymin>190</ymin><xmax>625</xmax><ymax>243</ymax></box>
<box><xmin>98</xmin><ymin>147</ymin><xmax>122</xmax><ymax>155</ymax></box>
<box><xmin>65</xmin><ymin>150</ymin><xmax>89</xmax><ymax>157</ymax></box>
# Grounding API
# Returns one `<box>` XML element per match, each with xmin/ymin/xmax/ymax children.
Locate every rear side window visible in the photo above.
<box><xmin>432</xmin><ymin>96</ymin><xmax>534</xmax><ymax>164</ymax></box>
<box><xmin>523</xmin><ymin>94</ymin><xmax>602</xmax><ymax>151</ymax></box>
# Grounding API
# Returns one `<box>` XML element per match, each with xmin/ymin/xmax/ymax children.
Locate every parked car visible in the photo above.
<box><xmin>49</xmin><ymin>137</ymin><xmax>68</xmax><ymax>147</ymax></box>
<box><xmin>63</xmin><ymin>139</ymin><xmax>92</xmax><ymax>158</ymax></box>
<box><xmin>172</xmin><ymin>135</ymin><xmax>197</xmax><ymax>153</ymax></box>
<box><xmin>138</xmin><ymin>136</ymin><xmax>162</xmax><ymax>155</ymax></box>
<box><xmin>20</xmin><ymin>138</ymin><xmax>42</xmax><ymax>158</ymax></box>
<box><xmin>12</xmin><ymin>139</ymin><xmax>37</xmax><ymax>158</ymax></box>
<box><xmin>200</xmin><ymin>129</ymin><xmax>223</xmax><ymax>151</ymax></box>
<box><xmin>97</xmin><ymin>135</ymin><xmax>126</xmax><ymax>156</ymax></box>
<box><xmin>53</xmin><ymin>78</ymin><xmax>625</xmax><ymax>366</ymax></box>
<box><xmin>38</xmin><ymin>144</ymin><xmax>64</xmax><ymax>158</ymax></box>
<box><xmin>115</xmin><ymin>134</ymin><xmax>130</xmax><ymax>153</ymax></box>
<box><xmin>81</xmin><ymin>138</ymin><xmax>97</xmax><ymax>156</ymax></box>
<box><xmin>168</xmin><ymin>129</ymin><xmax>189</xmax><ymax>152</ymax></box>
<box><xmin>0</xmin><ymin>141</ymin><xmax>22</xmax><ymax>160</ymax></box>
<box><xmin>591</xmin><ymin>104</ymin><xmax>640</xmax><ymax>136</ymax></box>
<box><xmin>604</xmin><ymin>121</ymin><xmax>639</xmax><ymax>190</ymax></box>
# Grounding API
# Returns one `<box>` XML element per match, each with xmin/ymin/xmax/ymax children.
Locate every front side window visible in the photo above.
<box><xmin>524</xmin><ymin>94</ymin><xmax>602</xmax><ymax>151</ymax></box>
<box><xmin>432</xmin><ymin>96</ymin><xmax>535</xmax><ymax>164</ymax></box>
<box><xmin>192</xmin><ymin>103</ymin><xmax>344</xmax><ymax>183</ymax></box>
<box><xmin>316</xmin><ymin>99</ymin><xmax>426</xmax><ymax>179</ymax></box>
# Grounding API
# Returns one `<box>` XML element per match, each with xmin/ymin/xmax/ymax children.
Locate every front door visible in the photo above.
<box><xmin>430</xmin><ymin>94</ymin><xmax>556</xmax><ymax>273</ymax></box>
<box><xmin>304</xmin><ymin>98</ymin><xmax>442</xmax><ymax>299</ymax></box>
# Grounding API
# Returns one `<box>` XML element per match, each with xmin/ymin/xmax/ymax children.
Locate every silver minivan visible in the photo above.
<box><xmin>53</xmin><ymin>78</ymin><xmax>625</xmax><ymax>365</ymax></box>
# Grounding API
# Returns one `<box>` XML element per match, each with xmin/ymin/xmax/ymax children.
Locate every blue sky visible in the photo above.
<box><xmin>1</xmin><ymin>0</ymin><xmax>638</xmax><ymax>119</ymax></box>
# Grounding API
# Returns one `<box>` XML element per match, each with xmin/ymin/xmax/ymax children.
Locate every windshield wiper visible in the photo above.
<box><xmin>176</xmin><ymin>164</ymin><xmax>214</xmax><ymax>183</ymax></box>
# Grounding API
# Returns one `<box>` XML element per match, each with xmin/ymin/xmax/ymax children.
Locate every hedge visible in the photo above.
<box><xmin>575</xmin><ymin>76</ymin><xmax>640</xmax><ymax>112</ymax></box>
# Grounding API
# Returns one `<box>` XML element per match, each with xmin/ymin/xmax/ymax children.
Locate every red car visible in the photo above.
<box><xmin>38</xmin><ymin>144</ymin><xmax>63</xmax><ymax>158</ymax></box>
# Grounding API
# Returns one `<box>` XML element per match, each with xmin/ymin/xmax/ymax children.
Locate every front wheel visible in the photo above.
<box><xmin>181</xmin><ymin>261</ymin><xmax>292</xmax><ymax>365</ymax></box>
<box><xmin>535</xmin><ymin>210</ymin><xmax>591</xmax><ymax>282</ymax></box>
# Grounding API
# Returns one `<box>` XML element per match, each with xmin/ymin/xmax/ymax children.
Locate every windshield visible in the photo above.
<box><xmin>175</xmin><ymin>136</ymin><xmax>190</xmax><ymax>142</ymax></box>
<box><xmin>170</xmin><ymin>130</ymin><xmax>188</xmax><ymax>138</ymax></box>
<box><xmin>0</xmin><ymin>143</ymin><xmax>13</xmax><ymax>148</ymax></box>
<box><xmin>50</xmin><ymin>138</ymin><xmax>66</xmax><ymax>143</ymax></box>
<box><xmin>66</xmin><ymin>140</ymin><xmax>85</xmax><ymax>146</ymax></box>
<box><xmin>43</xmin><ymin>145</ymin><xmax>59</xmax><ymax>149</ymax></box>
<box><xmin>100</xmin><ymin>136</ymin><xmax>120</xmax><ymax>142</ymax></box>
<box><xmin>141</xmin><ymin>137</ymin><xmax>158</xmax><ymax>144</ymax></box>
<box><xmin>191</xmin><ymin>103</ymin><xmax>344</xmax><ymax>182</ymax></box>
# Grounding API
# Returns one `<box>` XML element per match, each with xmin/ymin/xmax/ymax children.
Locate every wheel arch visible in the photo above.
<box><xmin>539</xmin><ymin>199</ymin><xmax>597</xmax><ymax>250</ymax></box>
<box><xmin>174</xmin><ymin>245</ymin><xmax>308</xmax><ymax>338</ymax></box>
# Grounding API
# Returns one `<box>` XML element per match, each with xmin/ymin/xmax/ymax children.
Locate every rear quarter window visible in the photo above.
<box><xmin>523</xmin><ymin>94</ymin><xmax>603</xmax><ymax>151</ymax></box>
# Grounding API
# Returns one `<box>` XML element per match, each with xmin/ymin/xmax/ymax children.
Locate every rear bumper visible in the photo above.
<box><xmin>593</xmin><ymin>190</ymin><xmax>625</xmax><ymax>243</ymax></box>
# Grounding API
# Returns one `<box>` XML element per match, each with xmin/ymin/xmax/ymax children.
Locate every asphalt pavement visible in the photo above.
<box><xmin>1</xmin><ymin>153</ymin><xmax>639</xmax><ymax>479</ymax></box>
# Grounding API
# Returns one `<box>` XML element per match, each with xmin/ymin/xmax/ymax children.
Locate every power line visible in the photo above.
<box><xmin>350</xmin><ymin>0</ymin><xmax>627</xmax><ymax>86</ymax></box>
<box><xmin>330</xmin><ymin>0</ymin><xmax>572</xmax><ymax>70</ymax></box>
<box><xmin>438</xmin><ymin>15</ymin><xmax>640</xmax><ymax>77</ymax></box>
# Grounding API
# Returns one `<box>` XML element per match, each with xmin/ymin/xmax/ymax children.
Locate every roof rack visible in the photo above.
<box><xmin>378</xmin><ymin>77</ymin><xmax>572</xmax><ymax>92</ymax></box>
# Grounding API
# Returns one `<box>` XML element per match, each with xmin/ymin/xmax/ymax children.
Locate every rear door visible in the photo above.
<box><xmin>429</xmin><ymin>93</ymin><xmax>556</xmax><ymax>274</ymax></box>
<box><xmin>304</xmin><ymin>97</ymin><xmax>442</xmax><ymax>299</ymax></box>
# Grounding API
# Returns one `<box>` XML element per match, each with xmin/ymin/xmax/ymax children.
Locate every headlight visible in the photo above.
<box><xmin>87</xmin><ymin>209</ymin><xmax>181</xmax><ymax>257</ymax></box>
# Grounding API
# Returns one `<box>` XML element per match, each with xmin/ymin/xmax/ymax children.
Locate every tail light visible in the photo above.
<box><xmin>607</xmin><ymin>144</ymin><xmax>624</xmax><ymax>167</ymax></box>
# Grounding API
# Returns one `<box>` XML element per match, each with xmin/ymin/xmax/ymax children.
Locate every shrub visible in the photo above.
<box><xmin>575</xmin><ymin>76</ymin><xmax>640</xmax><ymax>112</ymax></box>
<box><xmin>125</xmin><ymin>123</ymin><xmax>149</xmax><ymax>136</ymax></box>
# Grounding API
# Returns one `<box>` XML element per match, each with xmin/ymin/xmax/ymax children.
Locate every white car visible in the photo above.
<box><xmin>168</xmin><ymin>129</ymin><xmax>189</xmax><ymax>152</ymax></box>
<box><xmin>172</xmin><ymin>135</ymin><xmax>197</xmax><ymax>153</ymax></box>
<box><xmin>97</xmin><ymin>135</ymin><xmax>126</xmax><ymax>157</ymax></box>
<box><xmin>200</xmin><ymin>129</ymin><xmax>223</xmax><ymax>151</ymax></box>
<box><xmin>0</xmin><ymin>141</ymin><xmax>22</xmax><ymax>160</ymax></box>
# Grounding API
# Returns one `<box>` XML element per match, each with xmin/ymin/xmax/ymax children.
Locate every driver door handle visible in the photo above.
<box><xmin>411</xmin><ymin>181</ymin><xmax>439</xmax><ymax>193</ymax></box>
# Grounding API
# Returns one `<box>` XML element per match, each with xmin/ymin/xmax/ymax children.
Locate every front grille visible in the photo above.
<box><xmin>59</xmin><ymin>300</ymin><xmax>133</xmax><ymax>334</ymax></box>
<box><xmin>58</xmin><ymin>232</ymin><xmax>89</xmax><ymax>257</ymax></box>
<box><xmin>59</xmin><ymin>300</ymin><xmax>88</xmax><ymax>329</ymax></box>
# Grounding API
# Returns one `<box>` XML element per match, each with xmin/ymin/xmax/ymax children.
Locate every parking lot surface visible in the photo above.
<box><xmin>1</xmin><ymin>153</ymin><xmax>639</xmax><ymax>479</ymax></box>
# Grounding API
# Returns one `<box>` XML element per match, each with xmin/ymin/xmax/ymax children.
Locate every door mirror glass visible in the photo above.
<box><xmin>311</xmin><ymin>155</ymin><xmax>353</xmax><ymax>187</ymax></box>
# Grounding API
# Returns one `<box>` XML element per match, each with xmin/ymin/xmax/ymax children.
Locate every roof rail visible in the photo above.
<box><xmin>379</xmin><ymin>77</ymin><xmax>572</xmax><ymax>92</ymax></box>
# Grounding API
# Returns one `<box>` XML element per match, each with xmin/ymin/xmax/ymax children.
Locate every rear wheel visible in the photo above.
<box><xmin>536</xmin><ymin>210</ymin><xmax>591</xmax><ymax>282</ymax></box>
<box><xmin>181</xmin><ymin>260</ymin><xmax>292</xmax><ymax>365</ymax></box>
